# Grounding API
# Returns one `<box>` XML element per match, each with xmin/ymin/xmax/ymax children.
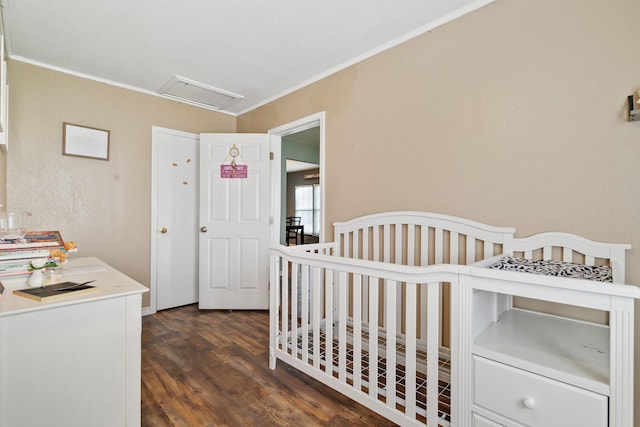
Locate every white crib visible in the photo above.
<box><xmin>268</xmin><ymin>211</ymin><xmax>639</xmax><ymax>426</ymax></box>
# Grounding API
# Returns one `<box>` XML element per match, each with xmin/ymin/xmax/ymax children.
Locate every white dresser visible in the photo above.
<box><xmin>0</xmin><ymin>257</ymin><xmax>147</xmax><ymax>427</ymax></box>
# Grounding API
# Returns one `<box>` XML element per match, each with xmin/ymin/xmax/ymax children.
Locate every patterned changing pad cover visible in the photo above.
<box><xmin>489</xmin><ymin>256</ymin><xmax>612</xmax><ymax>283</ymax></box>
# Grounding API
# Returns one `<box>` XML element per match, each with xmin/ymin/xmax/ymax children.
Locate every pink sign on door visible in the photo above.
<box><xmin>220</xmin><ymin>164</ymin><xmax>248</xmax><ymax>178</ymax></box>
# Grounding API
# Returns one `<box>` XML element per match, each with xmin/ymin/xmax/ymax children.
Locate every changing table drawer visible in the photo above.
<box><xmin>473</xmin><ymin>356</ymin><xmax>607</xmax><ymax>427</ymax></box>
<box><xmin>473</xmin><ymin>413</ymin><xmax>505</xmax><ymax>427</ymax></box>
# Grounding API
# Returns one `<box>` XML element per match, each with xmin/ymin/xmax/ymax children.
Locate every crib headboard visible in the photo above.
<box><xmin>506</xmin><ymin>231</ymin><xmax>631</xmax><ymax>283</ymax></box>
<box><xmin>333</xmin><ymin>211</ymin><xmax>516</xmax><ymax>266</ymax></box>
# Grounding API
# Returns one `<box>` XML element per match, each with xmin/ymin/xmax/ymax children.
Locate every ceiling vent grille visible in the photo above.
<box><xmin>159</xmin><ymin>75</ymin><xmax>243</xmax><ymax>110</ymax></box>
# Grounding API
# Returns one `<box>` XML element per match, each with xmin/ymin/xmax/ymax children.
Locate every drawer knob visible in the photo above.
<box><xmin>522</xmin><ymin>397</ymin><xmax>536</xmax><ymax>409</ymax></box>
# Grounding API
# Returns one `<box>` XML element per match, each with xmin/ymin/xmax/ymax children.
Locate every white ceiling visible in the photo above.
<box><xmin>1</xmin><ymin>0</ymin><xmax>493</xmax><ymax>115</ymax></box>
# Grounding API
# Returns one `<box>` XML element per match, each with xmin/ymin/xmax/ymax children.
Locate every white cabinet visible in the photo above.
<box><xmin>0</xmin><ymin>257</ymin><xmax>147</xmax><ymax>427</ymax></box>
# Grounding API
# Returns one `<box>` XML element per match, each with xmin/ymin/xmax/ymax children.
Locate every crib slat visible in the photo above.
<box><xmin>467</xmin><ymin>237</ymin><xmax>476</xmax><ymax>265</ymax></box>
<box><xmin>344</xmin><ymin>232</ymin><xmax>351</xmax><ymax>258</ymax></box>
<box><xmin>435</xmin><ymin>228</ymin><xmax>443</xmax><ymax>264</ymax></box>
<box><xmin>419</xmin><ymin>225</ymin><xmax>429</xmax><ymax>341</ymax></box>
<box><xmin>338</xmin><ymin>271</ymin><xmax>348</xmax><ymax>382</ymax></box>
<box><xmin>586</xmin><ymin>255</ymin><xmax>595</xmax><ymax>266</ymax></box>
<box><xmin>301</xmin><ymin>265</ymin><xmax>310</xmax><ymax>363</ymax></box>
<box><xmin>384</xmin><ymin>224</ymin><xmax>391</xmax><ymax>263</ymax></box>
<box><xmin>450</xmin><ymin>231</ymin><xmax>459</xmax><ymax>264</ymax></box>
<box><xmin>426</xmin><ymin>282</ymin><xmax>439</xmax><ymax>427</ymax></box>
<box><xmin>395</xmin><ymin>226</ymin><xmax>403</xmax><ymax>331</ymax></box>
<box><xmin>395</xmin><ymin>223</ymin><xmax>403</xmax><ymax>264</ymax></box>
<box><xmin>420</xmin><ymin>225</ymin><xmax>429</xmax><ymax>341</ymax></box>
<box><xmin>281</xmin><ymin>259</ymin><xmax>290</xmax><ymax>354</ymax></box>
<box><xmin>421</xmin><ymin>226</ymin><xmax>429</xmax><ymax>266</ymax></box>
<box><xmin>385</xmin><ymin>279</ymin><xmax>397</xmax><ymax>410</ymax></box>
<box><xmin>362</xmin><ymin>230</ymin><xmax>370</xmax><ymax>321</ymax></box>
<box><xmin>368</xmin><ymin>277</ymin><xmax>379</xmax><ymax>400</ymax></box>
<box><xmin>325</xmin><ymin>269</ymin><xmax>334</xmax><ymax>376</ymax></box>
<box><xmin>290</xmin><ymin>263</ymin><xmax>299</xmax><ymax>358</ymax></box>
<box><xmin>405</xmin><ymin>282</ymin><xmax>417</xmax><ymax>418</ymax></box>
<box><xmin>382</xmin><ymin>224</ymin><xmax>391</xmax><ymax>325</ymax></box>
<box><xmin>373</xmin><ymin>225</ymin><xmax>381</xmax><ymax>262</ymax></box>
<box><xmin>420</xmin><ymin>285</ymin><xmax>428</xmax><ymax>341</ymax></box>
<box><xmin>543</xmin><ymin>246</ymin><xmax>552</xmax><ymax>259</ymax></box>
<box><xmin>408</xmin><ymin>225</ymin><xmax>416</xmax><ymax>266</ymax></box>
<box><xmin>312</xmin><ymin>266</ymin><xmax>322</xmax><ymax>369</ymax></box>
<box><xmin>353</xmin><ymin>274</ymin><xmax>363</xmax><ymax>390</ymax></box>
<box><xmin>563</xmin><ymin>247</ymin><xmax>572</xmax><ymax>263</ymax></box>
<box><xmin>484</xmin><ymin>240</ymin><xmax>493</xmax><ymax>259</ymax></box>
<box><xmin>464</xmin><ymin>236</ymin><xmax>476</xmax><ymax>265</ymax></box>
<box><xmin>362</xmin><ymin>227</ymin><xmax>370</xmax><ymax>261</ymax></box>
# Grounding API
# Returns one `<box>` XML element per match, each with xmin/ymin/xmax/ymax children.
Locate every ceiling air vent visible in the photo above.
<box><xmin>159</xmin><ymin>75</ymin><xmax>243</xmax><ymax>110</ymax></box>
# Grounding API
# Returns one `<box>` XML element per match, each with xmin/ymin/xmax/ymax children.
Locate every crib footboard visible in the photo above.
<box><xmin>270</xmin><ymin>246</ymin><xmax>461</xmax><ymax>427</ymax></box>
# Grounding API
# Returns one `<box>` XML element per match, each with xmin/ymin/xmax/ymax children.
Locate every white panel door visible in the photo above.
<box><xmin>153</xmin><ymin>127</ymin><xmax>199</xmax><ymax>310</ymax></box>
<box><xmin>199</xmin><ymin>133</ymin><xmax>272</xmax><ymax>309</ymax></box>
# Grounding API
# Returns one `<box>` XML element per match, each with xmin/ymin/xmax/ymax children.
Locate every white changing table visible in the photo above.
<box><xmin>453</xmin><ymin>265</ymin><xmax>640</xmax><ymax>427</ymax></box>
<box><xmin>0</xmin><ymin>257</ymin><xmax>148</xmax><ymax>427</ymax></box>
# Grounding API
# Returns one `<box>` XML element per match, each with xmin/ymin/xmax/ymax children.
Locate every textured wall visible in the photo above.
<box><xmin>6</xmin><ymin>61</ymin><xmax>235</xmax><ymax>306</ymax></box>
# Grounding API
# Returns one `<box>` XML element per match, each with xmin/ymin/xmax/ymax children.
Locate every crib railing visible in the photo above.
<box><xmin>269</xmin><ymin>245</ymin><xmax>463</xmax><ymax>426</ymax></box>
<box><xmin>330</xmin><ymin>212</ymin><xmax>515</xmax><ymax>342</ymax></box>
<box><xmin>505</xmin><ymin>231</ymin><xmax>630</xmax><ymax>283</ymax></box>
<box><xmin>333</xmin><ymin>211</ymin><xmax>516</xmax><ymax>265</ymax></box>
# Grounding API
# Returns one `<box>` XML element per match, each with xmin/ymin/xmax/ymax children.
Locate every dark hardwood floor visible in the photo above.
<box><xmin>141</xmin><ymin>304</ymin><xmax>397</xmax><ymax>427</ymax></box>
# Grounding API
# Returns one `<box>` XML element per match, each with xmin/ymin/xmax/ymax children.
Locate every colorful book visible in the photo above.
<box><xmin>0</xmin><ymin>269</ymin><xmax>32</xmax><ymax>278</ymax></box>
<box><xmin>0</xmin><ymin>259</ymin><xmax>33</xmax><ymax>270</ymax></box>
<box><xmin>0</xmin><ymin>249</ymin><xmax>51</xmax><ymax>260</ymax></box>
<box><xmin>0</xmin><ymin>275</ymin><xmax>30</xmax><ymax>288</ymax></box>
<box><xmin>0</xmin><ymin>231</ymin><xmax>64</xmax><ymax>249</ymax></box>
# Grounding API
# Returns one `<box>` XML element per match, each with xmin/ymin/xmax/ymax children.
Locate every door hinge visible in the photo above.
<box><xmin>270</xmin><ymin>152</ymin><xmax>274</xmax><ymax>160</ymax></box>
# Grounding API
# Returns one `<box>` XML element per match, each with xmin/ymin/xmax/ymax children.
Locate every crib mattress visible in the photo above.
<box><xmin>288</xmin><ymin>321</ymin><xmax>451</xmax><ymax>426</ymax></box>
<box><xmin>488</xmin><ymin>256</ymin><xmax>613</xmax><ymax>282</ymax></box>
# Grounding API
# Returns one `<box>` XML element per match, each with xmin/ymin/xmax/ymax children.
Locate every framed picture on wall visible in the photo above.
<box><xmin>62</xmin><ymin>122</ymin><xmax>110</xmax><ymax>160</ymax></box>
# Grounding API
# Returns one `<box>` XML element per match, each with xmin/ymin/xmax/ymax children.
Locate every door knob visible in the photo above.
<box><xmin>160</xmin><ymin>227</ymin><xmax>168</xmax><ymax>234</ymax></box>
<box><xmin>200</xmin><ymin>226</ymin><xmax>208</xmax><ymax>232</ymax></box>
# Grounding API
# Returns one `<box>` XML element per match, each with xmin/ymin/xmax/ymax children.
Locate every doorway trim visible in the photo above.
<box><xmin>269</xmin><ymin>111</ymin><xmax>326</xmax><ymax>243</ymax></box>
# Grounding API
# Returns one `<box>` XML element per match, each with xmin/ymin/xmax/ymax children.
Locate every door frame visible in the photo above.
<box><xmin>269</xmin><ymin>111</ymin><xmax>326</xmax><ymax>244</ymax></box>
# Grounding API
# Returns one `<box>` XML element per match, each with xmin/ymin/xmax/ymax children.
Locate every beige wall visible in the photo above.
<box><xmin>3</xmin><ymin>0</ymin><xmax>640</xmax><ymax>419</ymax></box>
<box><xmin>238</xmin><ymin>0</ymin><xmax>640</xmax><ymax>420</ymax></box>
<box><xmin>6</xmin><ymin>60</ymin><xmax>235</xmax><ymax>306</ymax></box>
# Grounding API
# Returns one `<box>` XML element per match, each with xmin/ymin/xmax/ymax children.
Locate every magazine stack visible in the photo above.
<box><xmin>0</xmin><ymin>231</ymin><xmax>66</xmax><ymax>288</ymax></box>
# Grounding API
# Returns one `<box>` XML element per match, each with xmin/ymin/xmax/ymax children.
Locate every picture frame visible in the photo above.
<box><xmin>62</xmin><ymin>122</ymin><xmax>110</xmax><ymax>160</ymax></box>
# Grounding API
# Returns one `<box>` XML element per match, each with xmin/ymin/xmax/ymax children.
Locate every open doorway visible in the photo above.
<box><xmin>282</xmin><ymin>128</ymin><xmax>320</xmax><ymax>245</ymax></box>
<box><xmin>270</xmin><ymin>112</ymin><xmax>325</xmax><ymax>246</ymax></box>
